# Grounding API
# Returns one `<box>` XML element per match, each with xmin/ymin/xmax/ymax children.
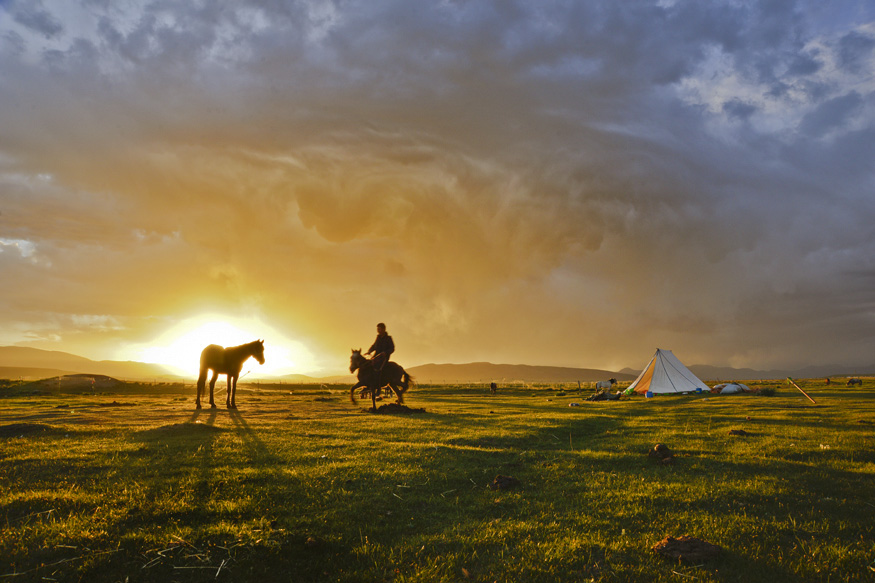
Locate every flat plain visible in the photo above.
<box><xmin>1</xmin><ymin>378</ymin><xmax>873</xmax><ymax>582</ymax></box>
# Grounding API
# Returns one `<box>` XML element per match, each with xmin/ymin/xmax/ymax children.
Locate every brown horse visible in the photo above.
<box><xmin>349</xmin><ymin>349</ymin><xmax>413</xmax><ymax>411</ymax></box>
<box><xmin>196</xmin><ymin>340</ymin><xmax>265</xmax><ymax>409</ymax></box>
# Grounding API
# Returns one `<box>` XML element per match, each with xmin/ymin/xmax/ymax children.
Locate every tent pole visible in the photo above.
<box><xmin>787</xmin><ymin>377</ymin><xmax>817</xmax><ymax>404</ymax></box>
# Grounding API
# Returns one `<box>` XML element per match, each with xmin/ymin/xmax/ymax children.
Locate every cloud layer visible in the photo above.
<box><xmin>1</xmin><ymin>0</ymin><xmax>874</xmax><ymax>373</ymax></box>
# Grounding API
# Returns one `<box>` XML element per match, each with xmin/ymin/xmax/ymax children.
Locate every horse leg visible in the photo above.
<box><xmin>231</xmin><ymin>375</ymin><xmax>238</xmax><ymax>409</ymax></box>
<box><xmin>371</xmin><ymin>383</ymin><xmax>377</xmax><ymax>412</ymax></box>
<box><xmin>388</xmin><ymin>382</ymin><xmax>404</xmax><ymax>404</ymax></box>
<box><xmin>350</xmin><ymin>381</ymin><xmax>366</xmax><ymax>404</ymax></box>
<box><xmin>226</xmin><ymin>375</ymin><xmax>236</xmax><ymax>408</ymax></box>
<box><xmin>196</xmin><ymin>368</ymin><xmax>207</xmax><ymax>409</ymax></box>
<box><xmin>208</xmin><ymin>372</ymin><xmax>218</xmax><ymax>408</ymax></box>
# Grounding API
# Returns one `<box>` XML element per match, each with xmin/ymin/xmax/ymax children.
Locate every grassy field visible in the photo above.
<box><xmin>1</xmin><ymin>378</ymin><xmax>873</xmax><ymax>582</ymax></box>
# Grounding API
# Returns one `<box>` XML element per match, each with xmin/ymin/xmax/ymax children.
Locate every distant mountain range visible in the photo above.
<box><xmin>619</xmin><ymin>363</ymin><xmax>873</xmax><ymax>381</ymax></box>
<box><xmin>404</xmin><ymin>362</ymin><xmax>636</xmax><ymax>383</ymax></box>
<box><xmin>685</xmin><ymin>363</ymin><xmax>873</xmax><ymax>381</ymax></box>
<box><xmin>0</xmin><ymin>346</ymin><xmax>177</xmax><ymax>381</ymax></box>
<box><xmin>0</xmin><ymin>346</ymin><xmax>870</xmax><ymax>384</ymax></box>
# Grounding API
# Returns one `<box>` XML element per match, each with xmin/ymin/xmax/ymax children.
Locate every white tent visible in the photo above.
<box><xmin>713</xmin><ymin>382</ymin><xmax>751</xmax><ymax>394</ymax></box>
<box><xmin>627</xmin><ymin>349</ymin><xmax>709</xmax><ymax>395</ymax></box>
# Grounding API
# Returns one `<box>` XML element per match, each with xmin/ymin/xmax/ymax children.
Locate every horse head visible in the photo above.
<box><xmin>252</xmin><ymin>339</ymin><xmax>265</xmax><ymax>365</ymax></box>
<box><xmin>350</xmin><ymin>348</ymin><xmax>364</xmax><ymax>373</ymax></box>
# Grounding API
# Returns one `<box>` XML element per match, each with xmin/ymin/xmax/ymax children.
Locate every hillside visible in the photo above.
<box><xmin>2</xmin><ymin>346</ymin><xmax>870</xmax><ymax>384</ymax></box>
<box><xmin>406</xmin><ymin>362</ymin><xmax>636</xmax><ymax>384</ymax></box>
<box><xmin>619</xmin><ymin>363</ymin><xmax>875</xmax><ymax>381</ymax></box>
<box><xmin>0</xmin><ymin>347</ymin><xmax>177</xmax><ymax>380</ymax></box>
<box><xmin>0</xmin><ymin>366</ymin><xmax>77</xmax><ymax>380</ymax></box>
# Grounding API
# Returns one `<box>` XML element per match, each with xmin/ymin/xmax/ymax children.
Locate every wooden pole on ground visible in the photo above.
<box><xmin>787</xmin><ymin>377</ymin><xmax>817</xmax><ymax>404</ymax></box>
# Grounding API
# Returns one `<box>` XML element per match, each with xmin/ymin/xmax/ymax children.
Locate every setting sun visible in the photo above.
<box><xmin>134</xmin><ymin>315</ymin><xmax>317</xmax><ymax>378</ymax></box>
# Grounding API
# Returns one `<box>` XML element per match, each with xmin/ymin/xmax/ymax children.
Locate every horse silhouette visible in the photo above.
<box><xmin>349</xmin><ymin>348</ymin><xmax>413</xmax><ymax>411</ymax></box>
<box><xmin>196</xmin><ymin>340</ymin><xmax>265</xmax><ymax>409</ymax></box>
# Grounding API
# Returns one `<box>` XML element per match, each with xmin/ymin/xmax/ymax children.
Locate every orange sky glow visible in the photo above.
<box><xmin>1</xmin><ymin>1</ymin><xmax>874</xmax><ymax>377</ymax></box>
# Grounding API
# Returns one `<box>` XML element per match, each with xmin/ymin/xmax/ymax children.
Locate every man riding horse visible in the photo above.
<box><xmin>366</xmin><ymin>322</ymin><xmax>395</xmax><ymax>375</ymax></box>
<box><xmin>350</xmin><ymin>323</ymin><xmax>412</xmax><ymax>410</ymax></box>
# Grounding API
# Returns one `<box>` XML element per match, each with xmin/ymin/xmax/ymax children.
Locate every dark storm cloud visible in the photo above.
<box><xmin>799</xmin><ymin>91</ymin><xmax>864</xmax><ymax>136</ymax></box>
<box><xmin>9</xmin><ymin>1</ymin><xmax>63</xmax><ymax>39</ymax></box>
<box><xmin>0</xmin><ymin>0</ymin><xmax>873</xmax><ymax>371</ymax></box>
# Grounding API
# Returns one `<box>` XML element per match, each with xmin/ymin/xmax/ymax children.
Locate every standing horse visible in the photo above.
<box><xmin>349</xmin><ymin>349</ymin><xmax>413</xmax><ymax>411</ymax></box>
<box><xmin>196</xmin><ymin>340</ymin><xmax>265</xmax><ymax>409</ymax></box>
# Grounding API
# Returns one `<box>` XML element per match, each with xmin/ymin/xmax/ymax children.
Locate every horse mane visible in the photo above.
<box><xmin>230</xmin><ymin>339</ymin><xmax>263</xmax><ymax>350</ymax></box>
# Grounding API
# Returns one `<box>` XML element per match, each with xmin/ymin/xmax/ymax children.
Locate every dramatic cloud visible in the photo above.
<box><xmin>1</xmin><ymin>0</ymin><xmax>873</xmax><ymax>374</ymax></box>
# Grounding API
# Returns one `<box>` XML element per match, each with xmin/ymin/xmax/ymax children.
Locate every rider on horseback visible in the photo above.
<box><xmin>366</xmin><ymin>322</ymin><xmax>394</xmax><ymax>373</ymax></box>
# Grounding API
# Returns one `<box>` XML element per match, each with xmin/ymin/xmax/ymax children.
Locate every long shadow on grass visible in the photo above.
<box><xmin>334</xmin><ymin>398</ymin><xmax>873</xmax><ymax>581</ymax></box>
<box><xmin>623</xmin><ymin>455</ymin><xmax>873</xmax><ymax>581</ymax></box>
<box><xmin>121</xmin><ymin>413</ymin><xmax>233</xmax><ymax>528</ymax></box>
<box><xmin>304</xmin><ymin>411</ymin><xmax>684</xmax><ymax>581</ymax></box>
<box><xmin>290</xmin><ymin>391</ymin><xmax>871</xmax><ymax>580</ymax></box>
<box><xmin>228</xmin><ymin>409</ymin><xmax>284</xmax><ymax>466</ymax></box>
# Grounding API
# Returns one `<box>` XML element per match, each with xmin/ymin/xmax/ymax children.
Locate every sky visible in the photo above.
<box><xmin>1</xmin><ymin>0</ymin><xmax>874</xmax><ymax>377</ymax></box>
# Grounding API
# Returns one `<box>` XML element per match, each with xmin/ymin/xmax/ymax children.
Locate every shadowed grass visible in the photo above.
<box><xmin>1</xmin><ymin>379</ymin><xmax>874</xmax><ymax>581</ymax></box>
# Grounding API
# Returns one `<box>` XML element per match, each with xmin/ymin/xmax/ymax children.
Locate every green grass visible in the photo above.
<box><xmin>1</xmin><ymin>379</ymin><xmax>874</xmax><ymax>582</ymax></box>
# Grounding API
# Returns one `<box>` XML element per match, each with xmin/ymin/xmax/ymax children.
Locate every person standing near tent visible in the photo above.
<box><xmin>366</xmin><ymin>322</ymin><xmax>395</xmax><ymax>373</ymax></box>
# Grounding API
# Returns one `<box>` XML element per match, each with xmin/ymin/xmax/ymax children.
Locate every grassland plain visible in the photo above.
<box><xmin>1</xmin><ymin>378</ymin><xmax>873</xmax><ymax>582</ymax></box>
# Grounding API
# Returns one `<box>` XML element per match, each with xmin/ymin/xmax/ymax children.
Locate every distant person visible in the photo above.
<box><xmin>366</xmin><ymin>322</ymin><xmax>395</xmax><ymax>373</ymax></box>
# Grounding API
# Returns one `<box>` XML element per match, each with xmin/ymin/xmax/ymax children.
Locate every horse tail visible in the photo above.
<box><xmin>401</xmin><ymin>369</ymin><xmax>415</xmax><ymax>394</ymax></box>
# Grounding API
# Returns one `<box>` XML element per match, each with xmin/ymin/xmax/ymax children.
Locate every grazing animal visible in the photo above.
<box><xmin>847</xmin><ymin>378</ymin><xmax>863</xmax><ymax>386</ymax></box>
<box><xmin>595</xmin><ymin>378</ymin><xmax>617</xmax><ymax>391</ymax></box>
<box><xmin>349</xmin><ymin>349</ymin><xmax>414</xmax><ymax>411</ymax></box>
<box><xmin>196</xmin><ymin>340</ymin><xmax>265</xmax><ymax>409</ymax></box>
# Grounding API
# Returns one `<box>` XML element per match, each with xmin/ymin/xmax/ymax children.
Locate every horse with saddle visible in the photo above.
<box><xmin>349</xmin><ymin>349</ymin><xmax>414</xmax><ymax>412</ymax></box>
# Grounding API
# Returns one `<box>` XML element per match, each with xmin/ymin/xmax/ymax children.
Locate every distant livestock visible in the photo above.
<box><xmin>847</xmin><ymin>378</ymin><xmax>863</xmax><ymax>386</ymax></box>
<box><xmin>595</xmin><ymin>378</ymin><xmax>617</xmax><ymax>391</ymax></box>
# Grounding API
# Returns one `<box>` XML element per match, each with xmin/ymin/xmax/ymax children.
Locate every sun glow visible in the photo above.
<box><xmin>135</xmin><ymin>315</ymin><xmax>317</xmax><ymax>378</ymax></box>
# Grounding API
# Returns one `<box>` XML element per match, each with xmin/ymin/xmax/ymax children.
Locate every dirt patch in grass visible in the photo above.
<box><xmin>0</xmin><ymin>423</ymin><xmax>54</xmax><ymax>438</ymax></box>
<box><xmin>136</xmin><ymin>421</ymin><xmax>227</xmax><ymax>438</ymax></box>
<box><xmin>648</xmin><ymin>443</ymin><xmax>675</xmax><ymax>465</ymax></box>
<box><xmin>652</xmin><ymin>535</ymin><xmax>721</xmax><ymax>562</ymax></box>
<box><xmin>97</xmin><ymin>400</ymin><xmax>136</xmax><ymax>407</ymax></box>
<box><xmin>728</xmin><ymin>429</ymin><xmax>751</xmax><ymax>436</ymax></box>
<box><xmin>488</xmin><ymin>474</ymin><xmax>521</xmax><ymax>490</ymax></box>
<box><xmin>363</xmin><ymin>403</ymin><xmax>427</xmax><ymax>414</ymax></box>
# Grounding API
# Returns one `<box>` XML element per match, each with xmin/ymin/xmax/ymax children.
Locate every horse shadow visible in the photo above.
<box><xmin>188</xmin><ymin>407</ymin><xmax>219</xmax><ymax>426</ymax></box>
<box><xmin>228</xmin><ymin>409</ymin><xmax>283</xmax><ymax>467</ymax></box>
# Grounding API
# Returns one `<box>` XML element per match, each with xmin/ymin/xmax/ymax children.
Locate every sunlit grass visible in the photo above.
<box><xmin>1</xmin><ymin>379</ymin><xmax>873</xmax><ymax>581</ymax></box>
